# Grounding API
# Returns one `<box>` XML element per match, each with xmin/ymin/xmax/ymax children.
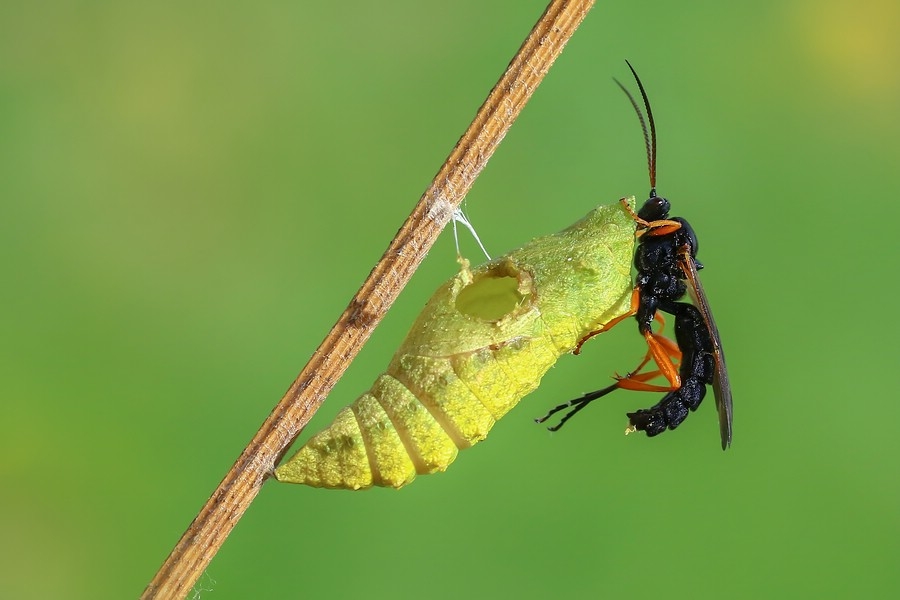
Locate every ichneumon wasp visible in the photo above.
<box><xmin>537</xmin><ymin>61</ymin><xmax>733</xmax><ymax>449</ymax></box>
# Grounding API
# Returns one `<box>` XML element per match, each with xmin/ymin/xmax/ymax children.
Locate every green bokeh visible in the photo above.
<box><xmin>2</xmin><ymin>1</ymin><xmax>898</xmax><ymax>598</ymax></box>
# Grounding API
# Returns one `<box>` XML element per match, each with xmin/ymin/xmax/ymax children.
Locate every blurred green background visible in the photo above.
<box><xmin>2</xmin><ymin>0</ymin><xmax>898</xmax><ymax>598</ymax></box>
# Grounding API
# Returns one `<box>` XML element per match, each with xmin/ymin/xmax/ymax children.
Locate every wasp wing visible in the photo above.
<box><xmin>678</xmin><ymin>246</ymin><xmax>733</xmax><ymax>449</ymax></box>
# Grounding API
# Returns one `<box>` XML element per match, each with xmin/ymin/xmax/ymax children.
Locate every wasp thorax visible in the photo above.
<box><xmin>455</xmin><ymin>262</ymin><xmax>533</xmax><ymax>323</ymax></box>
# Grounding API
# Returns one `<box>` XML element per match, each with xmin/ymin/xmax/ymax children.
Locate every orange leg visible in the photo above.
<box><xmin>615</xmin><ymin>332</ymin><xmax>682</xmax><ymax>392</ymax></box>
<box><xmin>639</xmin><ymin>329</ymin><xmax>682</xmax><ymax>389</ymax></box>
<box><xmin>573</xmin><ymin>287</ymin><xmax>640</xmax><ymax>355</ymax></box>
<box><xmin>619</xmin><ymin>197</ymin><xmax>682</xmax><ymax>238</ymax></box>
<box><xmin>574</xmin><ymin>288</ymin><xmax>681</xmax><ymax>389</ymax></box>
<box><xmin>654</xmin><ymin>310</ymin><xmax>668</xmax><ymax>334</ymax></box>
<box><xmin>577</xmin><ymin>290</ymin><xmax>669</xmax><ymax>354</ymax></box>
<box><xmin>617</xmin><ymin>329</ymin><xmax>679</xmax><ymax>377</ymax></box>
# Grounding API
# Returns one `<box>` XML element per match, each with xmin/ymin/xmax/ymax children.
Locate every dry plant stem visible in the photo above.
<box><xmin>142</xmin><ymin>1</ymin><xmax>595</xmax><ymax>598</ymax></box>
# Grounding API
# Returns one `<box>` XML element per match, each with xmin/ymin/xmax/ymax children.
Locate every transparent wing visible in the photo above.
<box><xmin>679</xmin><ymin>246</ymin><xmax>733</xmax><ymax>449</ymax></box>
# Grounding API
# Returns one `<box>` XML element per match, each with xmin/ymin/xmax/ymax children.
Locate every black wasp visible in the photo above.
<box><xmin>537</xmin><ymin>61</ymin><xmax>733</xmax><ymax>449</ymax></box>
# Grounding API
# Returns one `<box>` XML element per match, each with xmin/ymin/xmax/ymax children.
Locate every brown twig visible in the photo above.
<box><xmin>141</xmin><ymin>1</ymin><xmax>595</xmax><ymax>597</ymax></box>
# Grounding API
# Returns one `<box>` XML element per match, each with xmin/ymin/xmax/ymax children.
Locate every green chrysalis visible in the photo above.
<box><xmin>275</xmin><ymin>200</ymin><xmax>636</xmax><ymax>489</ymax></box>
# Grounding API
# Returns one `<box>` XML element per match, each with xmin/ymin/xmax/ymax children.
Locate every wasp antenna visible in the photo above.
<box><xmin>623</xmin><ymin>60</ymin><xmax>657</xmax><ymax>191</ymax></box>
<box><xmin>614</xmin><ymin>76</ymin><xmax>653</xmax><ymax>191</ymax></box>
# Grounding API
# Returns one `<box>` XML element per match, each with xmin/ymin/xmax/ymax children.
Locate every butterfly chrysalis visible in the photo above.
<box><xmin>275</xmin><ymin>201</ymin><xmax>636</xmax><ymax>489</ymax></box>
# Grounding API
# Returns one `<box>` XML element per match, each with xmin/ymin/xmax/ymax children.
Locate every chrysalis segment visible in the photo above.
<box><xmin>370</xmin><ymin>374</ymin><xmax>458</xmax><ymax>476</ymax></box>
<box><xmin>351</xmin><ymin>393</ymin><xmax>417</xmax><ymax>488</ymax></box>
<box><xmin>276</xmin><ymin>201</ymin><xmax>637</xmax><ymax>490</ymax></box>
<box><xmin>390</xmin><ymin>354</ymin><xmax>496</xmax><ymax>448</ymax></box>
<box><xmin>275</xmin><ymin>405</ymin><xmax>373</xmax><ymax>489</ymax></box>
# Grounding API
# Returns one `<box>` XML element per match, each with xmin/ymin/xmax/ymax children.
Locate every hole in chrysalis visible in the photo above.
<box><xmin>455</xmin><ymin>265</ymin><xmax>529</xmax><ymax>322</ymax></box>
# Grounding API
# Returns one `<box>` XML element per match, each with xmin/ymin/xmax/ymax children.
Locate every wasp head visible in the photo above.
<box><xmin>637</xmin><ymin>191</ymin><xmax>670</xmax><ymax>222</ymax></box>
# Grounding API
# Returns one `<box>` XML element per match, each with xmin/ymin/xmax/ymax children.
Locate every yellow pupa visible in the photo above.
<box><xmin>275</xmin><ymin>200</ymin><xmax>636</xmax><ymax>489</ymax></box>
